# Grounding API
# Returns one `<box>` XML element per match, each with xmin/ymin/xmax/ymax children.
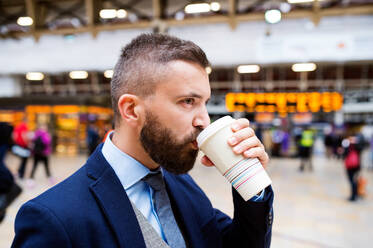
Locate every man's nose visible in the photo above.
<box><xmin>193</xmin><ymin>107</ymin><xmax>210</xmax><ymax>130</ymax></box>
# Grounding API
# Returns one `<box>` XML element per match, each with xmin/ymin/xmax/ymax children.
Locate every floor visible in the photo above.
<box><xmin>1</xmin><ymin>152</ymin><xmax>372</xmax><ymax>248</ymax></box>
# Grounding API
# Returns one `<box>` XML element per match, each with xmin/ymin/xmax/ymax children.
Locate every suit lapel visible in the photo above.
<box><xmin>87</xmin><ymin>147</ymin><xmax>146</xmax><ymax>248</ymax></box>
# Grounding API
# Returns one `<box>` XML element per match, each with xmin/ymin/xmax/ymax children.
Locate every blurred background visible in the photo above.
<box><xmin>0</xmin><ymin>0</ymin><xmax>373</xmax><ymax>247</ymax></box>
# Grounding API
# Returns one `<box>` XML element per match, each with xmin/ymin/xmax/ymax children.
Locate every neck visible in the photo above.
<box><xmin>111</xmin><ymin>127</ymin><xmax>159</xmax><ymax>170</ymax></box>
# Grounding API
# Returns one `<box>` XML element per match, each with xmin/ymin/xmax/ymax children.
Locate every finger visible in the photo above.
<box><xmin>243</xmin><ymin>147</ymin><xmax>269</xmax><ymax>168</ymax></box>
<box><xmin>201</xmin><ymin>155</ymin><xmax>215</xmax><ymax>167</ymax></box>
<box><xmin>231</xmin><ymin>118</ymin><xmax>250</xmax><ymax>132</ymax></box>
<box><xmin>232</xmin><ymin>136</ymin><xmax>261</xmax><ymax>154</ymax></box>
<box><xmin>228</xmin><ymin>127</ymin><xmax>255</xmax><ymax>146</ymax></box>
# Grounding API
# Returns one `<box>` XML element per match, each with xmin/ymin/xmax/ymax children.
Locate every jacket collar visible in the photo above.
<box><xmin>86</xmin><ymin>145</ymin><xmax>208</xmax><ymax>247</ymax></box>
<box><xmin>86</xmin><ymin>144</ymin><xmax>146</xmax><ymax>248</ymax></box>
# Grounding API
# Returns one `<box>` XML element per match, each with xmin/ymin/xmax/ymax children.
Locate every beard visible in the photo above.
<box><xmin>140</xmin><ymin>111</ymin><xmax>202</xmax><ymax>174</ymax></box>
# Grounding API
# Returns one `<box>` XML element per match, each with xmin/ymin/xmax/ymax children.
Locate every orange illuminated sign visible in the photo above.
<box><xmin>225</xmin><ymin>92</ymin><xmax>343</xmax><ymax>113</ymax></box>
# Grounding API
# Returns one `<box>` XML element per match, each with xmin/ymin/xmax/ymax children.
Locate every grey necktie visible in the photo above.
<box><xmin>143</xmin><ymin>172</ymin><xmax>186</xmax><ymax>248</ymax></box>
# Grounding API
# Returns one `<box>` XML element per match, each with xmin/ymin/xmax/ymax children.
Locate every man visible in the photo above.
<box><xmin>12</xmin><ymin>34</ymin><xmax>274</xmax><ymax>247</ymax></box>
<box><xmin>13</xmin><ymin>121</ymin><xmax>30</xmax><ymax>179</ymax></box>
<box><xmin>86</xmin><ymin>121</ymin><xmax>100</xmax><ymax>155</ymax></box>
<box><xmin>299</xmin><ymin>126</ymin><xmax>314</xmax><ymax>172</ymax></box>
<box><xmin>0</xmin><ymin>122</ymin><xmax>22</xmax><ymax>223</ymax></box>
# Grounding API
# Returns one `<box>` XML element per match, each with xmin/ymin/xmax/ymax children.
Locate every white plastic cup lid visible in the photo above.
<box><xmin>197</xmin><ymin>115</ymin><xmax>234</xmax><ymax>147</ymax></box>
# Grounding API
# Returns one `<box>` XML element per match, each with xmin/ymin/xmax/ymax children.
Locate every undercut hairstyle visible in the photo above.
<box><xmin>111</xmin><ymin>33</ymin><xmax>210</xmax><ymax>126</ymax></box>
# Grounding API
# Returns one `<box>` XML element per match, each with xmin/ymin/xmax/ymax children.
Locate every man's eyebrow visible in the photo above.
<box><xmin>176</xmin><ymin>93</ymin><xmax>203</xmax><ymax>99</ymax></box>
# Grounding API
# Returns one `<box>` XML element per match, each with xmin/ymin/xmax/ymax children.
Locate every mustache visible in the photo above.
<box><xmin>184</xmin><ymin>127</ymin><xmax>203</xmax><ymax>144</ymax></box>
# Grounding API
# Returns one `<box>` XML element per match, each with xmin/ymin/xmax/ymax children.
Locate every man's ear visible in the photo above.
<box><xmin>117</xmin><ymin>94</ymin><xmax>144</xmax><ymax>127</ymax></box>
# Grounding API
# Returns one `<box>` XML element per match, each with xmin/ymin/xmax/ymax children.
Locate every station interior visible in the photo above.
<box><xmin>1</xmin><ymin>0</ymin><xmax>373</xmax><ymax>247</ymax></box>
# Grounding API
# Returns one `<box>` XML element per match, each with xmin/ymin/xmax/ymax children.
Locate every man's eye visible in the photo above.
<box><xmin>183</xmin><ymin>98</ymin><xmax>195</xmax><ymax>105</ymax></box>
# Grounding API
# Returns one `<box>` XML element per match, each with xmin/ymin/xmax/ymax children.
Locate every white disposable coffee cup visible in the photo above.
<box><xmin>197</xmin><ymin>116</ymin><xmax>271</xmax><ymax>201</ymax></box>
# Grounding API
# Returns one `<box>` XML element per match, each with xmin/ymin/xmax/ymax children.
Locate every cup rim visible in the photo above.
<box><xmin>197</xmin><ymin>115</ymin><xmax>234</xmax><ymax>147</ymax></box>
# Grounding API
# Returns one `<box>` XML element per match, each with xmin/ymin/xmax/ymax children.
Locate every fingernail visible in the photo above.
<box><xmin>228</xmin><ymin>137</ymin><xmax>237</xmax><ymax>145</ymax></box>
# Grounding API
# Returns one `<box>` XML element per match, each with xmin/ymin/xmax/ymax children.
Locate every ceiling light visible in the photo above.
<box><xmin>117</xmin><ymin>9</ymin><xmax>127</xmax><ymax>18</ymax></box>
<box><xmin>287</xmin><ymin>0</ymin><xmax>324</xmax><ymax>3</ymax></box>
<box><xmin>237</xmin><ymin>65</ymin><xmax>260</xmax><ymax>74</ymax></box>
<box><xmin>17</xmin><ymin>16</ymin><xmax>33</xmax><ymax>26</ymax></box>
<box><xmin>185</xmin><ymin>3</ymin><xmax>211</xmax><ymax>14</ymax></box>
<box><xmin>128</xmin><ymin>13</ymin><xmax>138</xmax><ymax>22</ymax></box>
<box><xmin>280</xmin><ymin>3</ymin><xmax>291</xmax><ymax>13</ymax></box>
<box><xmin>265</xmin><ymin>9</ymin><xmax>281</xmax><ymax>24</ymax></box>
<box><xmin>210</xmin><ymin>2</ymin><xmax>221</xmax><ymax>12</ymax></box>
<box><xmin>175</xmin><ymin>11</ymin><xmax>185</xmax><ymax>21</ymax></box>
<box><xmin>104</xmin><ymin>70</ymin><xmax>114</xmax><ymax>78</ymax></box>
<box><xmin>100</xmin><ymin>9</ymin><xmax>117</xmax><ymax>19</ymax></box>
<box><xmin>26</xmin><ymin>72</ymin><xmax>44</xmax><ymax>81</ymax></box>
<box><xmin>205</xmin><ymin>66</ymin><xmax>212</xmax><ymax>74</ymax></box>
<box><xmin>69</xmin><ymin>71</ymin><xmax>88</xmax><ymax>79</ymax></box>
<box><xmin>292</xmin><ymin>63</ymin><xmax>317</xmax><ymax>72</ymax></box>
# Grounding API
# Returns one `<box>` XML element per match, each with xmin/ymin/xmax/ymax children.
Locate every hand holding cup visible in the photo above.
<box><xmin>201</xmin><ymin>118</ymin><xmax>269</xmax><ymax>168</ymax></box>
<box><xmin>198</xmin><ymin>116</ymin><xmax>271</xmax><ymax>201</ymax></box>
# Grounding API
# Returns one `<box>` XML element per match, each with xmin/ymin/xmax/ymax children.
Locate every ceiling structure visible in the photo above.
<box><xmin>1</xmin><ymin>0</ymin><xmax>373</xmax><ymax>40</ymax></box>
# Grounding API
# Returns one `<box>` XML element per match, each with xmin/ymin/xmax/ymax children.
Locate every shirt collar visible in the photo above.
<box><xmin>102</xmin><ymin>131</ymin><xmax>151</xmax><ymax>190</ymax></box>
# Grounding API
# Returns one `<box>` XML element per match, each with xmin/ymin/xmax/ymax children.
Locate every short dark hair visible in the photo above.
<box><xmin>111</xmin><ymin>33</ymin><xmax>210</xmax><ymax>126</ymax></box>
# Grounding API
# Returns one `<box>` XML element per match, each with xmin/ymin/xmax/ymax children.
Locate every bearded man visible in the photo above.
<box><xmin>12</xmin><ymin>33</ymin><xmax>274</xmax><ymax>248</ymax></box>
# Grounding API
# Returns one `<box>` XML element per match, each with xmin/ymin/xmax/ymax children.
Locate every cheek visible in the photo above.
<box><xmin>160</xmin><ymin>111</ymin><xmax>192</xmax><ymax>129</ymax></box>
<box><xmin>148</xmin><ymin>102</ymin><xmax>195</xmax><ymax>136</ymax></box>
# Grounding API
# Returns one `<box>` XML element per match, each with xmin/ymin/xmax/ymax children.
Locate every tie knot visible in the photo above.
<box><xmin>143</xmin><ymin>171</ymin><xmax>165</xmax><ymax>191</ymax></box>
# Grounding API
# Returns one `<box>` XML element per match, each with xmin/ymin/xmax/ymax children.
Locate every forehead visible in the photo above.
<box><xmin>155</xmin><ymin>60</ymin><xmax>211</xmax><ymax>99</ymax></box>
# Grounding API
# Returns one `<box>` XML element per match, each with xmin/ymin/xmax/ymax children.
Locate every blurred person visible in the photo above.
<box><xmin>293</xmin><ymin>126</ymin><xmax>302</xmax><ymax>158</ymax></box>
<box><xmin>323</xmin><ymin>127</ymin><xmax>334</xmax><ymax>159</ymax></box>
<box><xmin>86</xmin><ymin>121</ymin><xmax>100</xmax><ymax>155</ymax></box>
<box><xmin>355</xmin><ymin>132</ymin><xmax>366</xmax><ymax>151</ymax></box>
<box><xmin>333</xmin><ymin>131</ymin><xmax>344</xmax><ymax>160</ymax></box>
<box><xmin>0</xmin><ymin>122</ymin><xmax>22</xmax><ymax>223</ymax></box>
<box><xmin>12</xmin><ymin>121</ymin><xmax>30</xmax><ymax>179</ymax></box>
<box><xmin>0</xmin><ymin>122</ymin><xmax>13</xmax><ymax>176</ymax></box>
<box><xmin>280</xmin><ymin>129</ymin><xmax>290</xmax><ymax>157</ymax></box>
<box><xmin>0</xmin><ymin>167</ymin><xmax>22</xmax><ymax>223</ymax></box>
<box><xmin>0</xmin><ymin>122</ymin><xmax>14</xmax><ymax>221</ymax></box>
<box><xmin>255</xmin><ymin>124</ymin><xmax>263</xmax><ymax>142</ymax></box>
<box><xmin>271</xmin><ymin>128</ymin><xmax>283</xmax><ymax>157</ymax></box>
<box><xmin>342</xmin><ymin>135</ymin><xmax>364</xmax><ymax>201</ymax></box>
<box><xmin>262</xmin><ymin>128</ymin><xmax>272</xmax><ymax>153</ymax></box>
<box><xmin>13</xmin><ymin>34</ymin><xmax>273</xmax><ymax>248</ymax></box>
<box><xmin>299</xmin><ymin>126</ymin><xmax>314</xmax><ymax>172</ymax></box>
<box><xmin>28</xmin><ymin>124</ymin><xmax>54</xmax><ymax>186</ymax></box>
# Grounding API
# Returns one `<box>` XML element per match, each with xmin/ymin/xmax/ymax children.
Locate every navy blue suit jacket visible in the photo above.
<box><xmin>12</xmin><ymin>145</ymin><xmax>274</xmax><ymax>247</ymax></box>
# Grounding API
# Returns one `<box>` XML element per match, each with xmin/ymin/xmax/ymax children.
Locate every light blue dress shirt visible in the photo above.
<box><xmin>101</xmin><ymin>132</ymin><xmax>265</xmax><ymax>241</ymax></box>
<box><xmin>102</xmin><ymin>133</ymin><xmax>166</xmax><ymax>240</ymax></box>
